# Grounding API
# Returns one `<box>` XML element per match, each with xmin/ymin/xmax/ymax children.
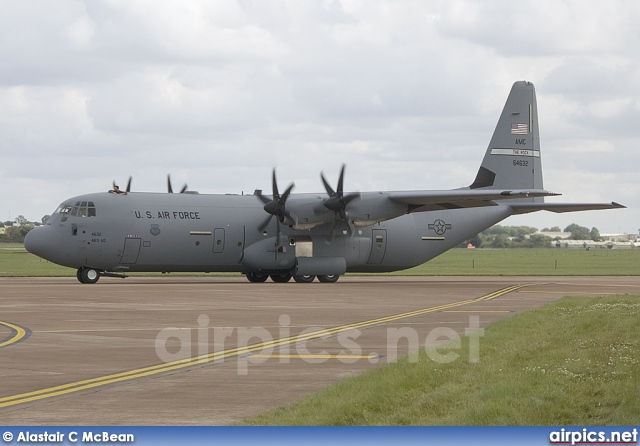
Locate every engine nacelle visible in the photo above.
<box><xmin>284</xmin><ymin>193</ymin><xmax>408</xmax><ymax>230</ymax></box>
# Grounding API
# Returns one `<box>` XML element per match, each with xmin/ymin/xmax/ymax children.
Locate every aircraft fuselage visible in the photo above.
<box><xmin>25</xmin><ymin>190</ymin><xmax>512</xmax><ymax>277</ymax></box>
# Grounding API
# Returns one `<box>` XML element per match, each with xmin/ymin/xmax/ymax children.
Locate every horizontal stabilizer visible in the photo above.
<box><xmin>390</xmin><ymin>189</ymin><xmax>560</xmax><ymax>212</ymax></box>
<box><xmin>510</xmin><ymin>202</ymin><xmax>626</xmax><ymax>215</ymax></box>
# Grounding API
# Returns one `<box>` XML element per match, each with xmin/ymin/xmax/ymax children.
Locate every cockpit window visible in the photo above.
<box><xmin>56</xmin><ymin>204</ymin><xmax>73</xmax><ymax>214</ymax></box>
<box><xmin>56</xmin><ymin>201</ymin><xmax>96</xmax><ymax>222</ymax></box>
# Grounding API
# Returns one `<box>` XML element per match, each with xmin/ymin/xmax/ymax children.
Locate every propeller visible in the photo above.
<box><xmin>112</xmin><ymin>176</ymin><xmax>132</xmax><ymax>193</ymax></box>
<box><xmin>321</xmin><ymin>164</ymin><xmax>359</xmax><ymax>241</ymax></box>
<box><xmin>167</xmin><ymin>174</ymin><xmax>188</xmax><ymax>193</ymax></box>
<box><xmin>256</xmin><ymin>169</ymin><xmax>295</xmax><ymax>251</ymax></box>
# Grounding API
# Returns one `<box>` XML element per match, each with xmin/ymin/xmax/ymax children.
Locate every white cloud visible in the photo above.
<box><xmin>0</xmin><ymin>0</ymin><xmax>637</xmax><ymax>233</ymax></box>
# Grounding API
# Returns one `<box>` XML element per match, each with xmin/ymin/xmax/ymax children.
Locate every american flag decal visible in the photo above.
<box><xmin>511</xmin><ymin>123</ymin><xmax>528</xmax><ymax>134</ymax></box>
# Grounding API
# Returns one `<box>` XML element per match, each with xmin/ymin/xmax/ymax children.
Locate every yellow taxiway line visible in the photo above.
<box><xmin>0</xmin><ymin>284</ymin><xmax>530</xmax><ymax>409</ymax></box>
<box><xmin>443</xmin><ymin>310</ymin><xmax>512</xmax><ymax>313</ymax></box>
<box><xmin>251</xmin><ymin>354</ymin><xmax>378</xmax><ymax>360</ymax></box>
<box><xmin>0</xmin><ymin>321</ymin><xmax>29</xmax><ymax>349</ymax></box>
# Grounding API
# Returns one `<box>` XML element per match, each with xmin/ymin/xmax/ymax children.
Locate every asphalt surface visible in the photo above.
<box><xmin>1</xmin><ymin>275</ymin><xmax>638</xmax><ymax>425</ymax></box>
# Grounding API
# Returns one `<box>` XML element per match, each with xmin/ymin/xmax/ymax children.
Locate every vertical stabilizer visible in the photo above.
<box><xmin>470</xmin><ymin>81</ymin><xmax>543</xmax><ymax>202</ymax></box>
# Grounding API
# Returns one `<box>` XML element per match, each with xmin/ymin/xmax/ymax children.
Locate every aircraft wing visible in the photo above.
<box><xmin>509</xmin><ymin>202</ymin><xmax>626</xmax><ymax>214</ymax></box>
<box><xmin>388</xmin><ymin>189</ymin><xmax>559</xmax><ymax>212</ymax></box>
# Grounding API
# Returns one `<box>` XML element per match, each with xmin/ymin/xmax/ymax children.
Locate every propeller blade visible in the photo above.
<box><xmin>256</xmin><ymin>169</ymin><xmax>295</xmax><ymax>240</ymax></box>
<box><xmin>325</xmin><ymin>217</ymin><xmax>338</xmax><ymax>244</ymax></box>
<box><xmin>322</xmin><ymin>164</ymin><xmax>357</xmax><ymax>219</ymax></box>
<box><xmin>320</xmin><ymin>164</ymin><xmax>360</xmax><ymax>240</ymax></box>
<box><xmin>256</xmin><ymin>191</ymin><xmax>271</xmax><ymax>205</ymax></box>
<box><xmin>126</xmin><ymin>176</ymin><xmax>132</xmax><ymax>193</ymax></box>
<box><xmin>342</xmin><ymin>193</ymin><xmax>359</xmax><ymax>211</ymax></box>
<box><xmin>258</xmin><ymin>214</ymin><xmax>273</xmax><ymax>232</ymax></box>
<box><xmin>337</xmin><ymin>164</ymin><xmax>345</xmax><ymax>194</ymax></box>
<box><xmin>347</xmin><ymin>218</ymin><xmax>356</xmax><ymax>238</ymax></box>
<box><xmin>321</xmin><ymin>171</ymin><xmax>335</xmax><ymax>196</ymax></box>
<box><xmin>280</xmin><ymin>183</ymin><xmax>295</xmax><ymax>203</ymax></box>
<box><xmin>167</xmin><ymin>174</ymin><xmax>188</xmax><ymax>193</ymax></box>
<box><xmin>272</xmin><ymin>169</ymin><xmax>279</xmax><ymax>199</ymax></box>
<box><xmin>259</xmin><ymin>170</ymin><xmax>295</xmax><ymax>217</ymax></box>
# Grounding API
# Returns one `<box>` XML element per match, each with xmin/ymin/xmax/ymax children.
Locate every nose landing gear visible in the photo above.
<box><xmin>77</xmin><ymin>267</ymin><xmax>100</xmax><ymax>284</ymax></box>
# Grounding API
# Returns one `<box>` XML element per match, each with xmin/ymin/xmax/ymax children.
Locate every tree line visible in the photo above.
<box><xmin>0</xmin><ymin>215</ymin><xmax>48</xmax><ymax>243</ymax></box>
<box><xmin>465</xmin><ymin>224</ymin><xmax>603</xmax><ymax>249</ymax></box>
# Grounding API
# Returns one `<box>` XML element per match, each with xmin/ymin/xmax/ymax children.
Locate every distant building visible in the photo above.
<box><xmin>600</xmin><ymin>233</ymin><xmax>638</xmax><ymax>242</ymax></box>
<box><xmin>552</xmin><ymin>239</ymin><xmax>637</xmax><ymax>249</ymax></box>
<box><xmin>534</xmin><ymin>231</ymin><xmax>572</xmax><ymax>239</ymax></box>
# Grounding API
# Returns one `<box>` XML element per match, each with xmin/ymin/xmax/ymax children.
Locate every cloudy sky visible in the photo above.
<box><xmin>1</xmin><ymin>0</ymin><xmax>637</xmax><ymax>233</ymax></box>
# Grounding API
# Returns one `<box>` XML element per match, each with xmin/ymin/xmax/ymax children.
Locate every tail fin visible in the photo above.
<box><xmin>470</xmin><ymin>81</ymin><xmax>543</xmax><ymax>202</ymax></box>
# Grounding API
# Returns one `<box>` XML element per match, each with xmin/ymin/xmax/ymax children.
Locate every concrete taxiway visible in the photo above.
<box><xmin>1</xmin><ymin>276</ymin><xmax>638</xmax><ymax>425</ymax></box>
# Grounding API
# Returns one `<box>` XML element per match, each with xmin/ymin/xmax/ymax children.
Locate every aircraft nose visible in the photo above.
<box><xmin>24</xmin><ymin>226</ymin><xmax>63</xmax><ymax>259</ymax></box>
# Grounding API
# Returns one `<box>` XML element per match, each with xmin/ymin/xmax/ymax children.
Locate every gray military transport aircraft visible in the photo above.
<box><xmin>25</xmin><ymin>81</ymin><xmax>624</xmax><ymax>284</ymax></box>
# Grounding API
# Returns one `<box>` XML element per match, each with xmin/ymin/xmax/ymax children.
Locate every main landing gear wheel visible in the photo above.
<box><xmin>246</xmin><ymin>272</ymin><xmax>268</xmax><ymax>283</ymax></box>
<box><xmin>317</xmin><ymin>274</ymin><xmax>340</xmax><ymax>283</ymax></box>
<box><xmin>77</xmin><ymin>267</ymin><xmax>100</xmax><ymax>284</ymax></box>
<box><xmin>293</xmin><ymin>274</ymin><xmax>316</xmax><ymax>283</ymax></box>
<box><xmin>270</xmin><ymin>271</ymin><xmax>293</xmax><ymax>283</ymax></box>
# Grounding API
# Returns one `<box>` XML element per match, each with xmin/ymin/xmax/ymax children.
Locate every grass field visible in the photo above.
<box><xmin>242</xmin><ymin>294</ymin><xmax>640</xmax><ymax>425</ymax></box>
<box><xmin>0</xmin><ymin>244</ymin><xmax>74</xmax><ymax>277</ymax></box>
<box><xmin>396</xmin><ymin>248</ymin><xmax>640</xmax><ymax>276</ymax></box>
<box><xmin>1</xmin><ymin>244</ymin><xmax>639</xmax><ymax>277</ymax></box>
<box><xmin>4</xmin><ymin>243</ymin><xmax>639</xmax><ymax>425</ymax></box>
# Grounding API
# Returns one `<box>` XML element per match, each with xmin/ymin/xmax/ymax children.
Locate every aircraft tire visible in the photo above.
<box><xmin>317</xmin><ymin>274</ymin><xmax>339</xmax><ymax>283</ymax></box>
<box><xmin>246</xmin><ymin>272</ymin><xmax>268</xmax><ymax>283</ymax></box>
<box><xmin>270</xmin><ymin>271</ymin><xmax>292</xmax><ymax>283</ymax></box>
<box><xmin>78</xmin><ymin>267</ymin><xmax>100</xmax><ymax>284</ymax></box>
<box><xmin>293</xmin><ymin>274</ymin><xmax>316</xmax><ymax>283</ymax></box>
